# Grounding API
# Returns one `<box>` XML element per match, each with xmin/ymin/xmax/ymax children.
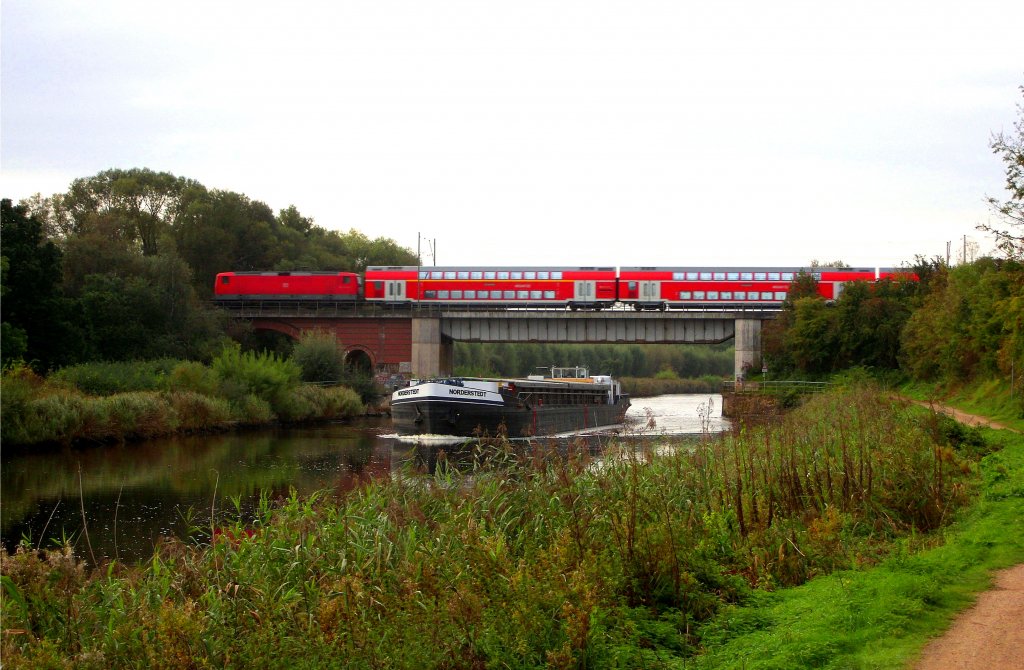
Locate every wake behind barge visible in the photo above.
<box><xmin>390</xmin><ymin>367</ymin><xmax>630</xmax><ymax>437</ymax></box>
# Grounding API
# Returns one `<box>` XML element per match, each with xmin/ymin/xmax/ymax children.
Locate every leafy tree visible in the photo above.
<box><xmin>978</xmin><ymin>85</ymin><xmax>1024</xmax><ymax>259</ymax></box>
<box><xmin>0</xmin><ymin>199</ymin><xmax>85</xmax><ymax>368</ymax></box>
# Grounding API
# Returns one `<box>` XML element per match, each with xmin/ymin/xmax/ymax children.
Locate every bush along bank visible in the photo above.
<box><xmin>0</xmin><ymin>384</ymin><xmax>1003</xmax><ymax>668</ymax></box>
<box><xmin>0</xmin><ymin>347</ymin><xmax>365</xmax><ymax>447</ymax></box>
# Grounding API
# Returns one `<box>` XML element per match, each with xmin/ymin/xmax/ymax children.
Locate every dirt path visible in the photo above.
<box><xmin>907</xmin><ymin>398</ymin><xmax>1020</xmax><ymax>432</ymax></box>
<box><xmin>914</xmin><ymin>564</ymin><xmax>1024</xmax><ymax>669</ymax></box>
<box><xmin>910</xmin><ymin>399</ymin><xmax>1023</xmax><ymax>669</ymax></box>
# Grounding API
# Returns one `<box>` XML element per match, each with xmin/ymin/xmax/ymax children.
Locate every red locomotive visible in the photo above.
<box><xmin>214</xmin><ymin>266</ymin><xmax>914</xmax><ymax>309</ymax></box>
<box><xmin>214</xmin><ymin>271</ymin><xmax>361</xmax><ymax>301</ymax></box>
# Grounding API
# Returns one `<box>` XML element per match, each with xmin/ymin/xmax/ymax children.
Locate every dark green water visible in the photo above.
<box><xmin>0</xmin><ymin>418</ymin><xmax>410</xmax><ymax>565</ymax></box>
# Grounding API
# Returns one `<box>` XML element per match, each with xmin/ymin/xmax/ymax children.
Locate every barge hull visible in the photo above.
<box><xmin>392</xmin><ymin>400</ymin><xmax>629</xmax><ymax>437</ymax></box>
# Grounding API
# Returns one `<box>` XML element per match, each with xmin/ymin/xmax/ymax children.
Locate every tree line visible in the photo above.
<box><xmin>765</xmin><ymin>86</ymin><xmax>1024</xmax><ymax>393</ymax></box>
<box><xmin>1</xmin><ymin>169</ymin><xmax>418</xmax><ymax>370</ymax></box>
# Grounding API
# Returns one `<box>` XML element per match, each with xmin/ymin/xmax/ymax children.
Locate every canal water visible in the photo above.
<box><xmin>1</xmin><ymin>394</ymin><xmax>725</xmax><ymax>565</ymax></box>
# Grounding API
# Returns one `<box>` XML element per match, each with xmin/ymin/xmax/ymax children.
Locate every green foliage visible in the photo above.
<box><xmin>290</xmin><ymin>330</ymin><xmax>344</xmax><ymax>383</ymax></box>
<box><xmin>901</xmin><ymin>259</ymin><xmax>1024</xmax><ymax>383</ymax></box>
<box><xmin>765</xmin><ymin>274</ymin><xmax>928</xmax><ymax>378</ymax></box>
<box><xmin>1</xmin><ymin>387</ymin><xmax>996</xmax><ymax>667</ymax></box>
<box><xmin>211</xmin><ymin>344</ymin><xmax>300</xmax><ymax>412</ymax></box>
<box><xmin>2</xmin><ymin>357</ymin><xmax>365</xmax><ymax>445</ymax></box>
<box><xmin>50</xmin><ymin>359</ymin><xmax>182</xmax><ymax>395</ymax></box>
<box><xmin>455</xmin><ymin>342</ymin><xmax>734</xmax><ymax>379</ymax></box>
<box><xmin>1</xmin><ymin>198</ymin><xmax>84</xmax><ymax>369</ymax></box>
<box><xmin>166</xmin><ymin>360</ymin><xmax>219</xmax><ymax>396</ymax></box>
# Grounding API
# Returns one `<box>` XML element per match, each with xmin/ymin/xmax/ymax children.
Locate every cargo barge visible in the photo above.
<box><xmin>391</xmin><ymin>367</ymin><xmax>630</xmax><ymax>437</ymax></box>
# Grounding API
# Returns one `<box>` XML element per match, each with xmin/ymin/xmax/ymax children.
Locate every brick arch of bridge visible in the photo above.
<box><xmin>248</xmin><ymin>318</ymin><xmax>412</xmax><ymax>372</ymax></box>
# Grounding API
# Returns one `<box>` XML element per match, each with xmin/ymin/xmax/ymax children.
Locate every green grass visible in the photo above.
<box><xmin>692</xmin><ymin>427</ymin><xmax>1024</xmax><ymax>669</ymax></box>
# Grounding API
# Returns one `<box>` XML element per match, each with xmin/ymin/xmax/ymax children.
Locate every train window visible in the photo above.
<box><xmin>694</xmin><ymin>291</ymin><xmax>706</xmax><ymax>300</ymax></box>
<box><xmin>686</xmin><ymin>272</ymin><xmax>698</xmax><ymax>280</ymax></box>
<box><xmin>491</xmin><ymin>290</ymin><xmax>502</xmax><ymax>299</ymax></box>
<box><xmin>734</xmin><ymin>291</ymin><xmax>746</xmax><ymax>300</ymax></box>
<box><xmin>511</xmin><ymin>271</ymin><xmax>523</xmax><ymax>280</ymax></box>
<box><xmin>628</xmin><ymin>281</ymin><xmax>637</xmax><ymax>290</ymax></box>
<box><xmin>708</xmin><ymin>291</ymin><xmax>719</xmax><ymax>299</ymax></box>
<box><xmin>552</xmin><ymin>271</ymin><xmax>562</xmax><ymax>279</ymax></box>
<box><xmin>430</xmin><ymin>271</ymin><xmax>442</xmax><ymax>279</ymax></box>
<box><xmin>760</xmin><ymin>292</ymin><xmax>773</xmax><ymax>300</ymax></box>
<box><xmin>444</xmin><ymin>271</ymin><xmax>456</xmax><ymax>279</ymax></box>
<box><xmin>538</xmin><ymin>271</ymin><xmax>550</xmax><ymax>280</ymax></box>
<box><xmin>774</xmin><ymin>291</ymin><xmax>787</xmax><ymax>300</ymax></box>
<box><xmin>741</xmin><ymin>272</ymin><xmax>753</xmax><ymax>281</ymax></box>
<box><xmin>457</xmin><ymin>271</ymin><xmax>469</xmax><ymax>279</ymax></box>
<box><xmin>471</xmin><ymin>271</ymin><xmax>483</xmax><ymax>280</ymax></box>
<box><xmin>754</xmin><ymin>272</ymin><xmax>767</xmax><ymax>280</ymax></box>
<box><xmin>419</xmin><ymin>271</ymin><xmax>429</xmax><ymax>279</ymax></box>
<box><xmin>503</xmin><ymin>290</ymin><xmax>515</xmax><ymax>299</ymax></box>
<box><xmin>485</xmin><ymin>271</ymin><xmax>496</xmax><ymax>280</ymax></box>
<box><xmin>525</xmin><ymin>271</ymin><xmax>536</xmax><ymax>279</ymax></box>
<box><xmin>424</xmin><ymin>291</ymin><xmax>437</xmax><ymax>299</ymax></box>
<box><xmin>679</xmin><ymin>291</ymin><xmax>692</xmax><ymax>300</ymax></box>
<box><xmin>782</xmin><ymin>272</ymin><xmax>794</xmax><ymax>281</ymax></box>
<box><xmin>220</xmin><ymin>276</ymin><xmax>230</xmax><ymax>284</ymax></box>
<box><xmin>544</xmin><ymin>290</ymin><xmax>556</xmax><ymax>299</ymax></box>
<box><xmin>452</xmin><ymin>291</ymin><xmax>463</xmax><ymax>299</ymax></box>
<box><xmin>342</xmin><ymin>276</ymin><xmax>351</xmax><ymax>283</ymax></box>
<box><xmin>721</xmin><ymin>292</ymin><xmax>733</xmax><ymax>300</ymax></box>
<box><xmin>530</xmin><ymin>290</ymin><xmax>542</xmax><ymax>299</ymax></box>
<box><xmin>673</xmin><ymin>272</ymin><xmax>685</xmax><ymax>280</ymax></box>
<box><xmin>464</xmin><ymin>290</ymin><xmax>476</xmax><ymax>299</ymax></box>
<box><xmin>727</xmin><ymin>272</ymin><xmax>739</xmax><ymax>280</ymax></box>
<box><xmin>713</xmin><ymin>272</ymin><xmax>725</xmax><ymax>280</ymax></box>
<box><xmin>517</xmin><ymin>290</ymin><xmax>529</xmax><ymax>299</ymax></box>
<box><xmin>497</xmin><ymin>271</ymin><xmax>510</xmax><ymax>280</ymax></box>
<box><xmin>768</xmin><ymin>272</ymin><xmax>780</xmax><ymax>280</ymax></box>
<box><xmin>699</xmin><ymin>272</ymin><xmax>712</xmax><ymax>280</ymax></box>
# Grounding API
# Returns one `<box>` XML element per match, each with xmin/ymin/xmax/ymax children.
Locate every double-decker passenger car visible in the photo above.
<box><xmin>364</xmin><ymin>266</ymin><xmax>618</xmax><ymax>309</ymax></box>
<box><xmin>618</xmin><ymin>267</ymin><xmax>907</xmax><ymax>310</ymax></box>
<box><xmin>214</xmin><ymin>271</ymin><xmax>361</xmax><ymax>302</ymax></box>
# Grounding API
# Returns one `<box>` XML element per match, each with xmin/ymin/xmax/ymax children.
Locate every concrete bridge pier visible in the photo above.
<box><xmin>411</xmin><ymin>317</ymin><xmax>453</xmax><ymax>378</ymax></box>
<box><xmin>734</xmin><ymin>318</ymin><xmax>762</xmax><ymax>381</ymax></box>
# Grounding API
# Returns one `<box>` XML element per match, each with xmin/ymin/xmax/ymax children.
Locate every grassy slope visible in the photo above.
<box><xmin>691</xmin><ymin>425</ymin><xmax>1024</xmax><ymax>669</ymax></box>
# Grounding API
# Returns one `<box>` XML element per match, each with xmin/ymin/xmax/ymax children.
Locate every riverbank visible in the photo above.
<box><xmin>3</xmin><ymin>383</ymin><xmax>1013</xmax><ymax>668</ymax></box>
<box><xmin>0</xmin><ymin>356</ymin><xmax>365</xmax><ymax>448</ymax></box>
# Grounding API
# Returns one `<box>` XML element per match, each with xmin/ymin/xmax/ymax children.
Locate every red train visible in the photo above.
<box><xmin>214</xmin><ymin>265</ymin><xmax>914</xmax><ymax>310</ymax></box>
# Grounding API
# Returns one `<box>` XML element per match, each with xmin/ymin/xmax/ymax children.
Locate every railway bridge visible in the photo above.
<box><xmin>221</xmin><ymin>304</ymin><xmax>776</xmax><ymax>381</ymax></box>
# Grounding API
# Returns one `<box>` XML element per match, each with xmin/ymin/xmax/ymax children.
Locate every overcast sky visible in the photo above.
<box><xmin>2</xmin><ymin>1</ymin><xmax>1022</xmax><ymax>268</ymax></box>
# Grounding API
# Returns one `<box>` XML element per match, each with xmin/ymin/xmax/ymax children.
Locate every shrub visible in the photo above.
<box><xmin>211</xmin><ymin>344</ymin><xmax>300</xmax><ymax>408</ymax></box>
<box><xmin>80</xmin><ymin>392</ymin><xmax>175</xmax><ymax>441</ymax></box>
<box><xmin>166</xmin><ymin>391</ymin><xmax>233</xmax><ymax>431</ymax></box>
<box><xmin>167</xmin><ymin>361</ymin><xmax>219</xmax><ymax>396</ymax></box>
<box><xmin>51</xmin><ymin>359</ymin><xmax>182</xmax><ymax>395</ymax></box>
<box><xmin>291</xmin><ymin>331</ymin><xmax>345</xmax><ymax>384</ymax></box>
<box><xmin>233</xmin><ymin>394</ymin><xmax>275</xmax><ymax>424</ymax></box>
